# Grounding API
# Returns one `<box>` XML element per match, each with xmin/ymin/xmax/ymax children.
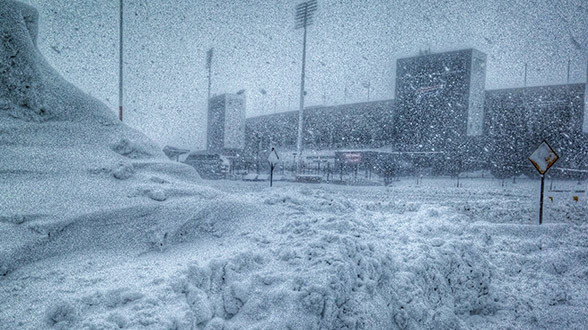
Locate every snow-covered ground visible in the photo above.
<box><xmin>2</xmin><ymin>178</ymin><xmax>587</xmax><ymax>329</ymax></box>
<box><xmin>1</xmin><ymin>1</ymin><xmax>587</xmax><ymax>329</ymax></box>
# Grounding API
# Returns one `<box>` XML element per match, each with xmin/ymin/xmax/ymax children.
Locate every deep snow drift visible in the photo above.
<box><xmin>1</xmin><ymin>1</ymin><xmax>587</xmax><ymax>329</ymax></box>
<box><xmin>2</xmin><ymin>179</ymin><xmax>587</xmax><ymax>330</ymax></box>
<box><xmin>0</xmin><ymin>0</ymin><xmax>204</xmax><ymax>274</ymax></box>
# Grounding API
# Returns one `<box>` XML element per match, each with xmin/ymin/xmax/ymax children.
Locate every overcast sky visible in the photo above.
<box><xmin>19</xmin><ymin>0</ymin><xmax>588</xmax><ymax>150</ymax></box>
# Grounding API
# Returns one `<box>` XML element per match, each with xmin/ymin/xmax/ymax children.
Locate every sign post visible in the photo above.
<box><xmin>528</xmin><ymin>140</ymin><xmax>559</xmax><ymax>224</ymax></box>
<box><xmin>268</xmin><ymin>147</ymin><xmax>280</xmax><ymax>187</ymax></box>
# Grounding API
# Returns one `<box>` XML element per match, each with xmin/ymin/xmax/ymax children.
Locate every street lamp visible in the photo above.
<box><xmin>294</xmin><ymin>0</ymin><xmax>317</xmax><ymax>173</ymax></box>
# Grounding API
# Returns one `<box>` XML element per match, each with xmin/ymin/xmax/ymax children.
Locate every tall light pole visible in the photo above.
<box><xmin>206</xmin><ymin>48</ymin><xmax>214</xmax><ymax>102</ymax></box>
<box><xmin>259</xmin><ymin>88</ymin><xmax>268</xmax><ymax>113</ymax></box>
<box><xmin>567</xmin><ymin>58</ymin><xmax>571</xmax><ymax>84</ymax></box>
<box><xmin>524</xmin><ymin>62</ymin><xmax>528</xmax><ymax>87</ymax></box>
<box><xmin>294</xmin><ymin>0</ymin><xmax>317</xmax><ymax>173</ymax></box>
<box><xmin>362</xmin><ymin>81</ymin><xmax>371</xmax><ymax>101</ymax></box>
<box><xmin>118</xmin><ymin>0</ymin><xmax>123</xmax><ymax>121</ymax></box>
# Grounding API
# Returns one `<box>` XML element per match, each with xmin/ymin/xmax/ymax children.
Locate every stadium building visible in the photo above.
<box><xmin>484</xmin><ymin>83</ymin><xmax>587</xmax><ymax>178</ymax></box>
<box><xmin>183</xmin><ymin>93</ymin><xmax>246</xmax><ymax>179</ymax></box>
<box><xmin>394</xmin><ymin>49</ymin><xmax>487</xmax><ymax>152</ymax></box>
<box><xmin>206</xmin><ymin>93</ymin><xmax>246</xmax><ymax>156</ymax></box>
<box><xmin>212</xmin><ymin>48</ymin><xmax>587</xmax><ymax>180</ymax></box>
<box><xmin>242</xmin><ymin>99</ymin><xmax>397</xmax><ymax>176</ymax></box>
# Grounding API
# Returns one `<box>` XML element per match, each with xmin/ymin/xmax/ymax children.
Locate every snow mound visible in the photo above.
<box><xmin>2</xmin><ymin>180</ymin><xmax>586</xmax><ymax>329</ymax></box>
<box><xmin>45</xmin><ymin>301</ymin><xmax>78</xmax><ymax>329</ymax></box>
<box><xmin>263</xmin><ymin>186</ymin><xmax>357</xmax><ymax>213</ymax></box>
<box><xmin>111</xmin><ymin>138</ymin><xmax>158</xmax><ymax>159</ymax></box>
<box><xmin>0</xmin><ymin>0</ymin><xmax>207</xmax><ymax>275</ymax></box>
<box><xmin>0</xmin><ymin>0</ymin><xmax>113</xmax><ymax>123</ymax></box>
<box><xmin>165</xmin><ymin>236</ymin><xmax>493</xmax><ymax>329</ymax></box>
<box><xmin>55</xmin><ymin>204</ymin><xmax>504</xmax><ymax>329</ymax></box>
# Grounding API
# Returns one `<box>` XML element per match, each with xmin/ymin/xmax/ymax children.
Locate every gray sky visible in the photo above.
<box><xmin>20</xmin><ymin>0</ymin><xmax>588</xmax><ymax>150</ymax></box>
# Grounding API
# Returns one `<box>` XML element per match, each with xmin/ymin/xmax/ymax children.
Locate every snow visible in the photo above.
<box><xmin>0</xmin><ymin>0</ymin><xmax>202</xmax><ymax>274</ymax></box>
<box><xmin>3</xmin><ymin>177</ymin><xmax>587</xmax><ymax>329</ymax></box>
<box><xmin>1</xmin><ymin>1</ymin><xmax>588</xmax><ymax>329</ymax></box>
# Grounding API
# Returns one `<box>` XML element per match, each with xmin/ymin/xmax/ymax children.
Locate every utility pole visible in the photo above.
<box><xmin>294</xmin><ymin>0</ymin><xmax>317</xmax><ymax>173</ymax></box>
<box><xmin>118</xmin><ymin>0</ymin><xmax>123</xmax><ymax>121</ymax></box>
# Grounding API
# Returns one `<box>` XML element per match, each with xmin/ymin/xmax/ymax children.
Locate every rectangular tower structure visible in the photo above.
<box><xmin>207</xmin><ymin>93</ymin><xmax>246</xmax><ymax>155</ymax></box>
<box><xmin>395</xmin><ymin>49</ymin><xmax>487</xmax><ymax>151</ymax></box>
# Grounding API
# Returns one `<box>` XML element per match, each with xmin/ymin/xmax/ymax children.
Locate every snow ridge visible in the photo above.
<box><xmin>0</xmin><ymin>0</ymin><xmax>202</xmax><ymax>275</ymax></box>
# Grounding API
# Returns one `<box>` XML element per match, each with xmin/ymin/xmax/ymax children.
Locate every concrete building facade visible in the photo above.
<box><xmin>394</xmin><ymin>49</ymin><xmax>487</xmax><ymax>151</ymax></box>
<box><xmin>484</xmin><ymin>83</ymin><xmax>587</xmax><ymax>178</ymax></box>
<box><xmin>206</xmin><ymin>93</ymin><xmax>246</xmax><ymax>155</ymax></box>
<box><xmin>228</xmin><ymin>49</ymin><xmax>587</xmax><ymax>178</ymax></box>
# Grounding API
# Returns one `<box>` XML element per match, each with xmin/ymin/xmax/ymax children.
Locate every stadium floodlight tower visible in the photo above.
<box><xmin>206</xmin><ymin>48</ymin><xmax>214</xmax><ymax>102</ymax></box>
<box><xmin>118</xmin><ymin>0</ymin><xmax>124</xmax><ymax>121</ymax></box>
<box><xmin>294</xmin><ymin>0</ymin><xmax>317</xmax><ymax>173</ymax></box>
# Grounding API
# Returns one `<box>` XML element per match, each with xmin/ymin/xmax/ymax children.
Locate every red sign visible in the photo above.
<box><xmin>343</xmin><ymin>153</ymin><xmax>361</xmax><ymax>164</ymax></box>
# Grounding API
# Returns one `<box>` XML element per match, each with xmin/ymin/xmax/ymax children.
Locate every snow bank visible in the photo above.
<box><xmin>0</xmin><ymin>0</ymin><xmax>114</xmax><ymax>123</ymax></box>
<box><xmin>163</xmin><ymin>215</ymin><xmax>495</xmax><ymax>329</ymax></box>
<box><xmin>2</xmin><ymin>179</ymin><xmax>587</xmax><ymax>329</ymax></box>
<box><xmin>0</xmin><ymin>0</ymin><xmax>205</xmax><ymax>275</ymax></box>
<box><xmin>38</xmin><ymin>188</ymin><xmax>511</xmax><ymax>329</ymax></box>
<box><xmin>2</xmin><ymin>1</ymin><xmax>586</xmax><ymax>329</ymax></box>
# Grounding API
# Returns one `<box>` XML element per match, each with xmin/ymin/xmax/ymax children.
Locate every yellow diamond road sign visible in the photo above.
<box><xmin>528</xmin><ymin>140</ymin><xmax>559</xmax><ymax>175</ymax></box>
<box><xmin>268</xmin><ymin>148</ymin><xmax>280</xmax><ymax>166</ymax></box>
